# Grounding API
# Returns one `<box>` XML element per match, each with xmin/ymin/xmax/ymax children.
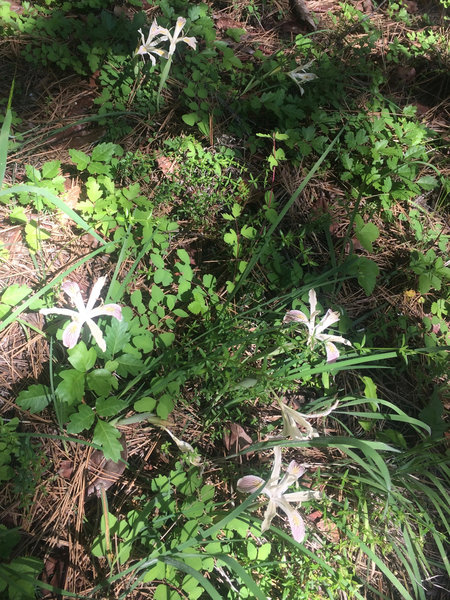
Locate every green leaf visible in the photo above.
<box><xmin>87</xmin><ymin>369</ymin><xmax>117</xmax><ymax>396</ymax></box>
<box><xmin>8</xmin><ymin>206</ymin><xmax>27</xmax><ymax>224</ymax></box>
<box><xmin>133</xmin><ymin>334</ymin><xmax>154</xmax><ymax>352</ymax></box>
<box><xmin>42</xmin><ymin>160</ymin><xmax>60</xmax><ymax>179</ymax></box>
<box><xmin>416</xmin><ymin>175</ymin><xmax>437</xmax><ymax>190</ymax></box>
<box><xmin>354</xmin><ymin>214</ymin><xmax>379</xmax><ymax>252</ymax></box>
<box><xmin>182</xmin><ymin>112</ymin><xmax>200</xmax><ymax>126</ymax></box>
<box><xmin>69</xmin><ymin>148</ymin><xmax>90</xmax><ymax>170</ymax></box>
<box><xmin>104</xmin><ymin>318</ymin><xmax>131</xmax><ymax>356</ymax></box>
<box><xmin>67</xmin><ymin>404</ymin><xmax>95</xmax><ymax>434</ymax></box>
<box><xmin>56</xmin><ymin>369</ymin><xmax>85</xmax><ymax>406</ymax></box>
<box><xmin>351</xmin><ymin>256</ymin><xmax>379</xmax><ymax>296</ymax></box>
<box><xmin>156</xmin><ymin>332</ymin><xmax>175</xmax><ymax>348</ymax></box>
<box><xmin>93</xmin><ymin>420</ymin><xmax>123</xmax><ymax>461</ymax></box>
<box><xmin>134</xmin><ymin>396</ymin><xmax>157</xmax><ymax>413</ymax></box>
<box><xmin>96</xmin><ymin>396</ymin><xmax>128</xmax><ymax>418</ymax></box>
<box><xmin>91</xmin><ymin>142</ymin><xmax>118</xmax><ymax>163</ymax></box>
<box><xmin>1</xmin><ymin>284</ymin><xmax>32</xmax><ymax>306</ymax></box>
<box><xmin>115</xmin><ymin>353</ymin><xmax>144</xmax><ymax>376</ymax></box>
<box><xmin>16</xmin><ymin>384</ymin><xmax>51</xmax><ymax>414</ymax></box>
<box><xmin>68</xmin><ymin>342</ymin><xmax>97</xmax><ymax>372</ymax></box>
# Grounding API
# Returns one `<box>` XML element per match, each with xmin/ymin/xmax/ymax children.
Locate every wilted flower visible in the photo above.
<box><xmin>136</xmin><ymin>17</ymin><xmax>196</xmax><ymax>64</ymax></box>
<box><xmin>40</xmin><ymin>277</ymin><xmax>122</xmax><ymax>352</ymax></box>
<box><xmin>279</xmin><ymin>398</ymin><xmax>340</xmax><ymax>440</ymax></box>
<box><xmin>288</xmin><ymin>60</ymin><xmax>318</xmax><ymax>95</ymax></box>
<box><xmin>237</xmin><ymin>447</ymin><xmax>321</xmax><ymax>543</ymax></box>
<box><xmin>284</xmin><ymin>289</ymin><xmax>352</xmax><ymax>362</ymax></box>
<box><xmin>164</xmin><ymin>428</ymin><xmax>202</xmax><ymax>467</ymax></box>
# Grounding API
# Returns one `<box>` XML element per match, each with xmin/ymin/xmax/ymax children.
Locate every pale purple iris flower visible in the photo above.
<box><xmin>284</xmin><ymin>289</ymin><xmax>352</xmax><ymax>362</ymax></box>
<box><xmin>136</xmin><ymin>17</ymin><xmax>197</xmax><ymax>63</ymax></box>
<box><xmin>40</xmin><ymin>277</ymin><xmax>122</xmax><ymax>352</ymax></box>
<box><xmin>237</xmin><ymin>447</ymin><xmax>320</xmax><ymax>543</ymax></box>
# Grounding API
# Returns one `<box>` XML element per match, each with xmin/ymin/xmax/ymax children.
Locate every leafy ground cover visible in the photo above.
<box><xmin>0</xmin><ymin>0</ymin><xmax>449</xmax><ymax>598</ymax></box>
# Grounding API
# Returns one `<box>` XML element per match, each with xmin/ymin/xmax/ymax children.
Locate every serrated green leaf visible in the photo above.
<box><xmin>87</xmin><ymin>369</ymin><xmax>117</xmax><ymax>396</ymax></box>
<box><xmin>67</xmin><ymin>404</ymin><xmax>95</xmax><ymax>434</ymax></box>
<box><xmin>16</xmin><ymin>384</ymin><xmax>51</xmax><ymax>414</ymax></box>
<box><xmin>354</xmin><ymin>214</ymin><xmax>379</xmax><ymax>252</ymax></box>
<box><xmin>353</xmin><ymin>256</ymin><xmax>379</xmax><ymax>295</ymax></box>
<box><xmin>93</xmin><ymin>420</ymin><xmax>123</xmax><ymax>461</ymax></box>
<box><xmin>56</xmin><ymin>369</ymin><xmax>85</xmax><ymax>406</ymax></box>
<box><xmin>91</xmin><ymin>142</ymin><xmax>118</xmax><ymax>163</ymax></box>
<box><xmin>42</xmin><ymin>160</ymin><xmax>60</xmax><ymax>179</ymax></box>
<box><xmin>96</xmin><ymin>396</ymin><xmax>128</xmax><ymax>417</ymax></box>
<box><xmin>115</xmin><ymin>353</ymin><xmax>144</xmax><ymax>376</ymax></box>
<box><xmin>69</xmin><ymin>148</ymin><xmax>90</xmax><ymax>170</ymax></box>
<box><xmin>104</xmin><ymin>318</ymin><xmax>131</xmax><ymax>357</ymax></box>
<box><xmin>1</xmin><ymin>284</ymin><xmax>32</xmax><ymax>306</ymax></box>
<box><xmin>68</xmin><ymin>342</ymin><xmax>97</xmax><ymax>372</ymax></box>
<box><xmin>156</xmin><ymin>332</ymin><xmax>175</xmax><ymax>348</ymax></box>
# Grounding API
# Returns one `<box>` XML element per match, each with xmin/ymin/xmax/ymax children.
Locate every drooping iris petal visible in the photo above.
<box><xmin>237</xmin><ymin>475</ymin><xmax>265</xmax><ymax>494</ymax></box>
<box><xmin>62</xmin><ymin>319</ymin><xmax>83</xmax><ymax>349</ymax></box>
<box><xmin>85</xmin><ymin>318</ymin><xmax>107</xmax><ymax>352</ymax></box>
<box><xmin>277</xmin><ymin>499</ymin><xmax>306</xmax><ymax>543</ymax></box>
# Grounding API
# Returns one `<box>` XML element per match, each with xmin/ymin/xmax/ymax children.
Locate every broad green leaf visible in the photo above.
<box><xmin>8</xmin><ymin>206</ymin><xmax>27</xmax><ymax>224</ymax></box>
<box><xmin>115</xmin><ymin>353</ymin><xmax>144</xmax><ymax>377</ymax></box>
<box><xmin>93</xmin><ymin>420</ymin><xmax>123</xmax><ymax>461</ymax></box>
<box><xmin>56</xmin><ymin>369</ymin><xmax>85</xmax><ymax>406</ymax></box>
<box><xmin>87</xmin><ymin>369</ymin><xmax>117</xmax><ymax>396</ymax></box>
<box><xmin>133</xmin><ymin>334</ymin><xmax>154</xmax><ymax>352</ymax></box>
<box><xmin>1</xmin><ymin>284</ymin><xmax>32</xmax><ymax>306</ymax></box>
<box><xmin>91</xmin><ymin>142</ymin><xmax>118</xmax><ymax>163</ymax></box>
<box><xmin>42</xmin><ymin>160</ymin><xmax>60</xmax><ymax>179</ymax></box>
<box><xmin>104</xmin><ymin>318</ymin><xmax>131</xmax><ymax>357</ymax></box>
<box><xmin>157</xmin><ymin>394</ymin><xmax>174</xmax><ymax>420</ymax></box>
<box><xmin>69</xmin><ymin>148</ymin><xmax>90</xmax><ymax>170</ymax></box>
<box><xmin>67</xmin><ymin>404</ymin><xmax>95</xmax><ymax>434</ymax></box>
<box><xmin>134</xmin><ymin>396</ymin><xmax>157</xmax><ymax>412</ymax></box>
<box><xmin>416</xmin><ymin>175</ymin><xmax>437</xmax><ymax>190</ymax></box>
<box><xmin>182</xmin><ymin>112</ymin><xmax>200</xmax><ymax>126</ymax></box>
<box><xmin>68</xmin><ymin>342</ymin><xmax>97</xmax><ymax>372</ymax></box>
<box><xmin>355</xmin><ymin>256</ymin><xmax>379</xmax><ymax>295</ymax></box>
<box><xmin>16</xmin><ymin>384</ymin><xmax>51</xmax><ymax>414</ymax></box>
<box><xmin>354</xmin><ymin>214</ymin><xmax>379</xmax><ymax>252</ymax></box>
<box><xmin>96</xmin><ymin>396</ymin><xmax>128</xmax><ymax>418</ymax></box>
<box><xmin>176</xmin><ymin>248</ymin><xmax>190</xmax><ymax>264</ymax></box>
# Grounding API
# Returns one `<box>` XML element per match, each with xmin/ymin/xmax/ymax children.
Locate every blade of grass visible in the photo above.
<box><xmin>0</xmin><ymin>244</ymin><xmax>109</xmax><ymax>332</ymax></box>
<box><xmin>0</xmin><ymin>184</ymin><xmax>106</xmax><ymax>245</ymax></box>
<box><xmin>222</xmin><ymin>126</ymin><xmax>344</xmax><ymax>306</ymax></box>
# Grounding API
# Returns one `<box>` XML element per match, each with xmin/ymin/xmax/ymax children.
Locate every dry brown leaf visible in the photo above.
<box><xmin>223</xmin><ymin>423</ymin><xmax>253</xmax><ymax>456</ymax></box>
<box><xmin>290</xmin><ymin>0</ymin><xmax>317</xmax><ymax>30</ymax></box>
<box><xmin>86</xmin><ymin>434</ymin><xmax>128</xmax><ymax>497</ymax></box>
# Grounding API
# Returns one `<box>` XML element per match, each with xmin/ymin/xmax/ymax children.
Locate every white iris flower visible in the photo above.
<box><xmin>40</xmin><ymin>277</ymin><xmax>122</xmax><ymax>352</ymax></box>
<box><xmin>284</xmin><ymin>289</ymin><xmax>352</xmax><ymax>362</ymax></box>
<box><xmin>237</xmin><ymin>447</ymin><xmax>321</xmax><ymax>543</ymax></box>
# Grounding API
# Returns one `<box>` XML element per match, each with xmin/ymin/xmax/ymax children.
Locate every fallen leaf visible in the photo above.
<box><xmin>290</xmin><ymin>0</ymin><xmax>317</xmax><ymax>30</ymax></box>
<box><xmin>223</xmin><ymin>423</ymin><xmax>253</xmax><ymax>457</ymax></box>
<box><xmin>58</xmin><ymin>460</ymin><xmax>74</xmax><ymax>479</ymax></box>
<box><xmin>87</xmin><ymin>434</ymin><xmax>128</xmax><ymax>497</ymax></box>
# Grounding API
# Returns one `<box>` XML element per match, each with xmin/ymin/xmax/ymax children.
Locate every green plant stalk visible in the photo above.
<box><xmin>157</xmin><ymin>57</ymin><xmax>173</xmax><ymax>111</ymax></box>
<box><xmin>223</xmin><ymin>126</ymin><xmax>344</xmax><ymax>306</ymax></box>
<box><xmin>0</xmin><ymin>79</ymin><xmax>15</xmax><ymax>187</ymax></box>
